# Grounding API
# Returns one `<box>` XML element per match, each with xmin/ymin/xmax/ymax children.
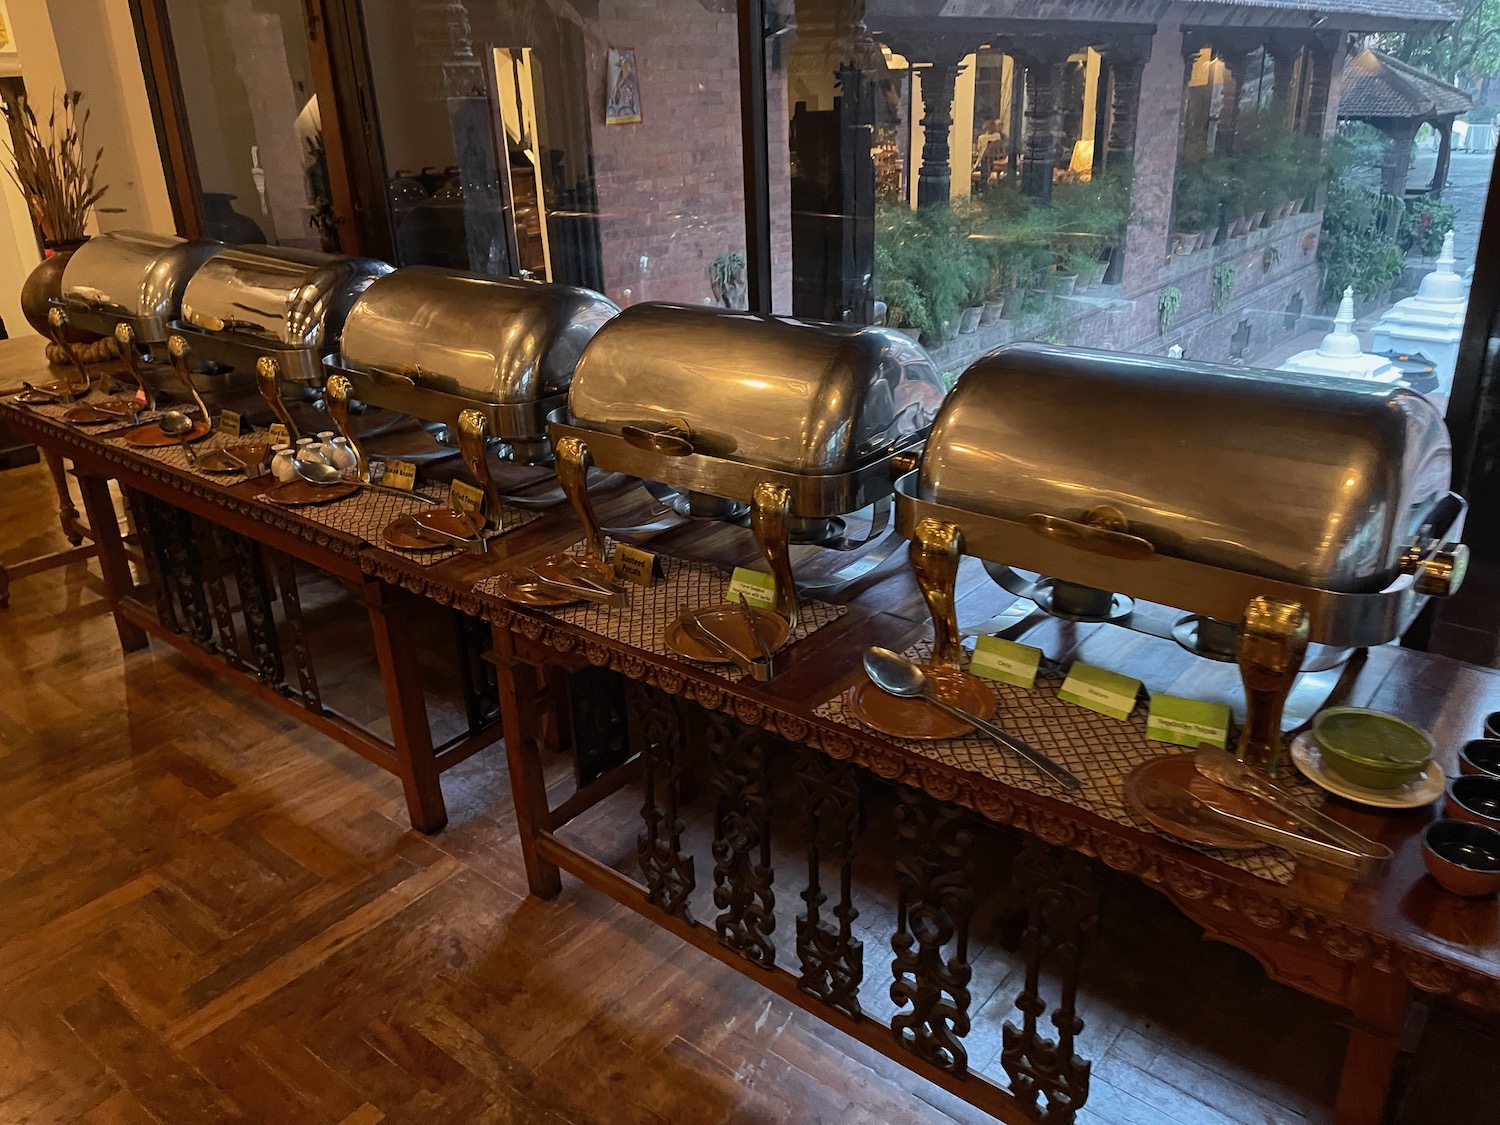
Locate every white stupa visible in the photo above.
<box><xmin>1279</xmin><ymin>287</ymin><xmax>1401</xmax><ymax>383</ymax></box>
<box><xmin>1370</xmin><ymin>229</ymin><xmax>1469</xmax><ymax>400</ymax></box>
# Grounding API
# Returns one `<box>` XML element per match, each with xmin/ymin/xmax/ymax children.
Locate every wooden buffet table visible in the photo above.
<box><xmin>4</xmin><ymin>357</ymin><xmax>1500</xmax><ymax>1125</ymax></box>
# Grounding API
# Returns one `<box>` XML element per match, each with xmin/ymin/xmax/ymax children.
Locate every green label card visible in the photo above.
<box><xmin>381</xmin><ymin>459</ymin><xmax>417</xmax><ymax>491</ymax></box>
<box><xmin>970</xmin><ymin>636</ymin><xmax>1042</xmax><ymax>688</ymax></box>
<box><xmin>614</xmin><ymin>544</ymin><xmax>662</xmax><ymax>587</ymax></box>
<box><xmin>448</xmin><ymin>479</ymin><xmax>485</xmax><ymax>515</ymax></box>
<box><xmin>728</xmin><ymin>567</ymin><xmax>777</xmax><ymax>611</ymax></box>
<box><xmin>1058</xmin><ymin>662</ymin><xmax>1141</xmax><ymax>721</ymax></box>
<box><xmin>1146</xmin><ymin>695</ymin><xmax>1232</xmax><ymax>749</ymax></box>
<box><xmin>217</xmin><ymin>409</ymin><xmax>242</xmax><ymax>437</ymax></box>
<box><xmin>268</xmin><ymin>422</ymin><xmax>290</xmax><ymax>447</ymax></box>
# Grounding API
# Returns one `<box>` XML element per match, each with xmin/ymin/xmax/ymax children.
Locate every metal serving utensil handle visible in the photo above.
<box><xmin>456</xmin><ymin>409</ymin><xmax>503</xmax><ymax>530</ymax></box>
<box><xmin>1234</xmin><ymin>596</ymin><xmax>1310</xmax><ymax>779</ymax></box>
<box><xmin>166</xmin><ymin>335</ymin><xmax>213</xmax><ymax>425</ymax></box>
<box><xmin>254</xmin><ymin>355</ymin><xmax>302</xmax><ymax>443</ymax></box>
<box><xmin>925</xmin><ymin>694</ymin><xmax>1082</xmax><ymax>790</ymax></box>
<box><xmin>323</xmin><ymin>374</ymin><xmax>369</xmax><ymax>483</ymax></box>
<box><xmin>555</xmin><ymin>435</ymin><xmax>605</xmax><ymax>561</ymax></box>
<box><xmin>749</xmin><ymin>481</ymin><xmax>799</xmax><ymax>630</ymax></box>
<box><xmin>113</xmin><ymin>324</ymin><xmax>157</xmax><ymax>412</ymax></box>
<box><xmin>909</xmin><ymin>517</ymin><xmax>964</xmax><ymax>668</ymax></box>
<box><xmin>622</xmin><ymin>421</ymin><xmax>695</xmax><ymax>457</ymax></box>
<box><xmin>45</xmin><ymin>306</ymin><xmax>89</xmax><ymax>402</ymax></box>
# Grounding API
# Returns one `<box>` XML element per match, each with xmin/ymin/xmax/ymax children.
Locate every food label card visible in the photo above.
<box><xmin>381</xmin><ymin>459</ymin><xmax>417</xmax><ymax>491</ymax></box>
<box><xmin>728</xmin><ymin>567</ymin><xmax>777</xmax><ymax>611</ymax></box>
<box><xmin>969</xmin><ymin>636</ymin><xmax>1042</xmax><ymax>688</ymax></box>
<box><xmin>448</xmin><ymin>480</ymin><xmax>485</xmax><ymax>515</ymax></box>
<box><xmin>614</xmin><ymin>544</ymin><xmax>662</xmax><ymax>587</ymax></box>
<box><xmin>1146</xmin><ymin>695</ymin><xmax>1232</xmax><ymax>749</ymax></box>
<box><xmin>217</xmin><ymin>409</ymin><xmax>242</xmax><ymax>437</ymax></box>
<box><xmin>268</xmin><ymin>422</ymin><xmax>290</xmax><ymax>446</ymax></box>
<box><xmin>1058</xmin><ymin>662</ymin><xmax>1142</xmax><ymax>721</ymax></box>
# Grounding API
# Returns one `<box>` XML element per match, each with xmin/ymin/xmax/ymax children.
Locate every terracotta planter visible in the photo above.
<box><xmin>21</xmin><ymin>239</ymin><xmax>94</xmax><ymax>342</ymax></box>
<box><xmin>1230</xmin><ymin>217</ymin><xmax>1249</xmax><ymax>238</ymax></box>
<box><xmin>1049</xmin><ymin>270</ymin><xmax>1078</xmax><ymax>297</ymax></box>
<box><xmin>1087</xmin><ymin>261</ymin><xmax>1109</xmax><ymax>289</ymax></box>
<box><xmin>1175</xmin><ymin>230</ymin><xmax>1202</xmax><ymax>254</ymax></box>
<box><xmin>1247</xmin><ymin>209</ymin><xmax>1266</xmax><ymax>230</ymax></box>
<box><xmin>979</xmin><ymin>298</ymin><xmax>1006</xmax><ymax>327</ymax></box>
<box><xmin>958</xmin><ymin>305</ymin><xmax>983</xmax><ymax>334</ymax></box>
<box><xmin>894</xmin><ymin>326</ymin><xmax>922</xmax><ymax>343</ymax></box>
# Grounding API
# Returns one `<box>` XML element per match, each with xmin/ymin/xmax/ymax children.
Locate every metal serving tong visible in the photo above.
<box><xmin>1193</xmin><ymin>747</ymin><xmax>1390</xmax><ymax>862</ymax></box>
<box><xmin>681</xmin><ymin>611</ymin><xmax>776</xmax><ymax>682</ymax></box>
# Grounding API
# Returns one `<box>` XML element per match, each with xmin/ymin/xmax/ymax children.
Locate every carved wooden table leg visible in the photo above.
<box><xmin>1332</xmin><ymin>971</ymin><xmax>1413</xmax><ymax>1125</ymax></box>
<box><xmin>75</xmin><ymin>472</ymin><xmax>148</xmax><ymax>651</ymax></box>
<box><xmin>365</xmin><ymin>578</ymin><xmax>447</xmax><ymax>833</ymax></box>
<box><xmin>43</xmin><ymin>449</ymin><xmax>87</xmax><ymax>545</ymax></box>
<box><xmin>489</xmin><ymin>623</ymin><xmax>562</xmax><ymax>898</ymax></box>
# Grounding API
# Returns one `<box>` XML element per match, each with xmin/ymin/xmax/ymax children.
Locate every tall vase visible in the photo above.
<box><xmin>20</xmin><ymin>238</ymin><xmax>93</xmax><ymax>341</ymax></box>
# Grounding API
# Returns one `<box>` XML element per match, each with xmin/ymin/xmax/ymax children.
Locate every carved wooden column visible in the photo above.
<box><xmin>1213</xmin><ymin>49</ymin><xmax>1250</xmax><ymax>154</ymax></box>
<box><xmin>1103</xmin><ymin>55</ymin><xmax>1144</xmax><ymax>172</ymax></box>
<box><xmin>1019</xmin><ymin>53</ymin><xmax>1067</xmax><ymax>203</ymax></box>
<box><xmin>1430</xmin><ymin>114</ymin><xmax>1455</xmax><ymax>197</ymax></box>
<box><xmin>1303</xmin><ymin>42</ymin><xmax>1336</xmax><ymax>141</ymax></box>
<box><xmin>916</xmin><ymin>50</ymin><xmax>966</xmax><ymax>208</ymax></box>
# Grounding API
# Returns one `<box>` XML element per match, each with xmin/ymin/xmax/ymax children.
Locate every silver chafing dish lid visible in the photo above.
<box><xmin>179</xmin><ymin>245</ymin><xmax>392</xmax><ymax>351</ymax></box>
<box><xmin>919</xmin><ymin>344</ymin><xmax>1454</xmax><ymax>594</ymax></box>
<box><xmin>567</xmin><ymin>303</ymin><xmax>947</xmax><ymax>474</ymax></box>
<box><xmin>338</xmin><ymin>266</ymin><xmax>619</xmax><ymax>405</ymax></box>
<box><xmin>61</xmin><ymin>230</ymin><xmax>222</xmax><ymax>339</ymax></box>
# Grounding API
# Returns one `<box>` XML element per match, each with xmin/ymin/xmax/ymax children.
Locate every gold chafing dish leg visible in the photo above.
<box><xmin>167</xmin><ymin>335</ymin><xmax>214</xmax><ymax>425</ymax></box>
<box><xmin>1235</xmin><ymin>596</ymin><xmax>1311</xmax><ymax>778</ymax></box>
<box><xmin>45</xmin><ymin>307</ymin><xmax>89</xmax><ymax>402</ymax></box>
<box><xmin>910</xmin><ymin>516</ymin><xmax>964</xmax><ymax>668</ymax></box>
<box><xmin>555</xmin><ymin>435</ymin><xmax>605</xmax><ymax>560</ymax></box>
<box><xmin>457</xmin><ymin>409</ymin><xmax>503</xmax><ymax>530</ymax></box>
<box><xmin>113</xmin><ymin>324</ymin><xmax>158</xmax><ymax>412</ymax></box>
<box><xmin>255</xmin><ymin>356</ymin><xmax>301</xmax><ymax>442</ymax></box>
<box><xmin>750</xmin><ymin>482</ymin><xmax>799</xmax><ymax>629</ymax></box>
<box><xmin>324</xmin><ymin>374</ymin><xmax>368</xmax><ymax>482</ymax></box>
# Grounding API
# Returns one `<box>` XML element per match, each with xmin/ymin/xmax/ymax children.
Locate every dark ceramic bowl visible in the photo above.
<box><xmin>1459</xmin><ymin>739</ymin><xmax>1500</xmax><ymax>777</ymax></box>
<box><xmin>1485</xmin><ymin>711</ymin><xmax>1500</xmax><ymax>740</ymax></box>
<box><xmin>1422</xmin><ymin>819</ymin><xmax>1500</xmax><ymax>897</ymax></box>
<box><xmin>1445</xmin><ymin>775</ymin><xmax>1500</xmax><ymax>828</ymax></box>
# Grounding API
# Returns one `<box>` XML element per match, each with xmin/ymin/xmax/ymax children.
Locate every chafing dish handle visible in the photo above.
<box><xmin>555</xmin><ymin>436</ymin><xmax>606</xmax><ymax>561</ymax></box>
<box><xmin>1027</xmin><ymin>507</ymin><xmax>1156</xmax><ymax>561</ymax></box>
<box><xmin>324</xmin><ymin>375</ymin><xmax>369</xmax><ymax>483</ymax></box>
<box><xmin>909</xmin><ymin>517</ymin><xmax>964</xmax><ymax>668</ymax></box>
<box><xmin>750</xmin><ymin>482</ymin><xmax>799</xmax><ymax>630</ymax></box>
<box><xmin>1234</xmin><ymin>597</ymin><xmax>1310</xmax><ymax>779</ymax></box>
<box><xmin>622</xmin><ymin>421</ymin><xmax>695</xmax><ymax>457</ymax></box>
<box><xmin>45</xmin><ymin>307</ymin><xmax>89</xmax><ymax>402</ymax></box>
<box><xmin>255</xmin><ymin>356</ymin><xmax>302</xmax><ymax>443</ymax></box>
<box><xmin>113</xmin><ymin>323</ymin><xmax>158</xmax><ymax>412</ymax></box>
<box><xmin>457</xmin><ymin>410</ymin><xmax>503</xmax><ymax>531</ymax></box>
<box><xmin>167</xmin><ymin>334</ymin><xmax>213</xmax><ymax>425</ymax></box>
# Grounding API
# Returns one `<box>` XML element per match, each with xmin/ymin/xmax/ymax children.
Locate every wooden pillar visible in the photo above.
<box><xmin>916</xmin><ymin>51</ymin><xmax>965</xmax><ymax>208</ymax></box>
<box><xmin>76</xmin><ymin>473</ymin><xmax>149</xmax><ymax>653</ymax></box>
<box><xmin>1382</xmin><ymin>119</ymin><xmax>1419</xmax><ymax>198</ymax></box>
<box><xmin>1215</xmin><ymin>50</ymin><xmax>1249</xmax><ymax>154</ymax></box>
<box><xmin>1104</xmin><ymin>56</ymin><xmax>1144</xmax><ymax>171</ymax></box>
<box><xmin>1430</xmin><ymin>115</ymin><xmax>1454</xmax><ymax>197</ymax></box>
<box><xmin>1020</xmin><ymin>56</ymin><xmax>1066</xmax><ymax>203</ymax></box>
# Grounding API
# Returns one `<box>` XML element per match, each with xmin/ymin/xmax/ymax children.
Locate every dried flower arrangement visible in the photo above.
<box><xmin>2</xmin><ymin>90</ymin><xmax>107</xmax><ymax>246</ymax></box>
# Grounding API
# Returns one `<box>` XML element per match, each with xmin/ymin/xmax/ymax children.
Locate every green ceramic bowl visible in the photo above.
<box><xmin>1313</xmin><ymin>707</ymin><xmax>1433</xmax><ymax>790</ymax></box>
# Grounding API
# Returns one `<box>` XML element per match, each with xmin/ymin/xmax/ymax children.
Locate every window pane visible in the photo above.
<box><xmin>359</xmin><ymin>0</ymin><xmax>748</xmax><ymax>307</ymax></box>
<box><xmin>765</xmin><ymin>1</ymin><xmax>1493</xmax><ymax>414</ymax></box>
<box><xmin>164</xmin><ymin>0</ymin><xmax>334</xmax><ymax>249</ymax></box>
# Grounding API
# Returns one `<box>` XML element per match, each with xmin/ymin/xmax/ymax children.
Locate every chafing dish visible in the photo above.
<box><xmin>166</xmin><ymin>245</ymin><xmax>391</xmax><ymax>431</ymax></box>
<box><xmin>898</xmin><ymin>344</ymin><xmax>1468</xmax><ymax>775</ymax></box>
<box><xmin>320</xmin><ymin>266</ymin><xmax>619</xmax><ymax>519</ymax></box>
<box><xmin>552</xmin><ymin>303</ymin><xmax>948</xmax><ymax>624</ymax></box>
<box><xmin>50</xmin><ymin>230</ymin><xmax>222</xmax><ymax>407</ymax></box>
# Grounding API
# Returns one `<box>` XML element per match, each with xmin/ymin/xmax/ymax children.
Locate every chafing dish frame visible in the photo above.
<box><xmin>894</xmin><ymin>471</ymin><xmax>1469</xmax><ymax>776</ymax></box>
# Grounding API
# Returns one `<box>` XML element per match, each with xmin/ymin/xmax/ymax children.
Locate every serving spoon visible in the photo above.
<box><xmin>862</xmin><ymin>647</ymin><xmax>1082</xmax><ymax>791</ymax></box>
<box><xmin>294</xmin><ymin>457</ymin><xmax>438</xmax><ymax>502</ymax></box>
<box><xmin>159</xmin><ymin>410</ymin><xmax>200</xmax><ymax>465</ymax></box>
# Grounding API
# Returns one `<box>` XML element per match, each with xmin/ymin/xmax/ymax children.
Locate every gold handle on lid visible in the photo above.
<box><xmin>1027</xmin><ymin>505</ymin><xmax>1155</xmax><ymax>561</ymax></box>
<box><xmin>910</xmin><ymin>517</ymin><xmax>964</xmax><ymax>668</ymax></box>
<box><xmin>555</xmin><ymin>435</ymin><xmax>605</xmax><ymax>561</ymax></box>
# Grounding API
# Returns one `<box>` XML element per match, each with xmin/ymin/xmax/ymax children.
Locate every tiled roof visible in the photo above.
<box><xmin>1338</xmin><ymin>48</ymin><xmax>1473</xmax><ymax>120</ymax></box>
<box><xmin>1194</xmin><ymin>0</ymin><xmax>1461</xmax><ymax>26</ymax></box>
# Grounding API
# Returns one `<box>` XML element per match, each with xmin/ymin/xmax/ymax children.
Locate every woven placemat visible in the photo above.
<box><xmin>104</xmin><ymin>426</ymin><xmax>276</xmax><ymax>482</ymax></box>
<box><xmin>814</xmin><ymin>638</ymin><xmax>1300</xmax><ymax>885</ymax></box>
<box><xmin>475</xmin><ymin>539</ymin><xmax>846</xmax><ymax>683</ymax></box>
<box><xmin>259</xmin><ymin>479</ymin><xmax>544</xmax><ymax>564</ymax></box>
<box><xmin>8</xmin><ymin>388</ymin><xmax>188</xmax><ymax>437</ymax></box>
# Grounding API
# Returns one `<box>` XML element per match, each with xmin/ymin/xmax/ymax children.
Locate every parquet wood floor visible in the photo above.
<box><xmin>2</xmin><ymin>457</ymin><xmax>1498</xmax><ymax>1125</ymax></box>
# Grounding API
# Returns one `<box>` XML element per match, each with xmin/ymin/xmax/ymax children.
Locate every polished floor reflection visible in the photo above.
<box><xmin>0</xmin><ymin>457</ymin><xmax>1495</xmax><ymax>1125</ymax></box>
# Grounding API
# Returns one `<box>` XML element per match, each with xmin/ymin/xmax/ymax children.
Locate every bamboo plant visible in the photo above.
<box><xmin>1</xmin><ymin>90</ymin><xmax>107</xmax><ymax>246</ymax></box>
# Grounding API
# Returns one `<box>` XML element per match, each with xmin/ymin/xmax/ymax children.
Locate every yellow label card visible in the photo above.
<box><xmin>268</xmin><ymin>422</ymin><xmax>290</xmax><ymax>446</ymax></box>
<box><xmin>614</xmin><ymin>544</ymin><xmax>662</xmax><ymax>587</ymax></box>
<box><xmin>381</xmin><ymin>459</ymin><xmax>417</xmax><ymax>491</ymax></box>
<box><xmin>449</xmin><ymin>479</ymin><xmax>485</xmax><ymax>515</ymax></box>
<box><xmin>970</xmin><ymin>636</ymin><xmax>1042</xmax><ymax>689</ymax></box>
<box><xmin>728</xmin><ymin>567</ymin><xmax>777</xmax><ymax>611</ymax></box>
<box><xmin>217</xmin><ymin>409</ymin><xmax>242</xmax><ymax>437</ymax></box>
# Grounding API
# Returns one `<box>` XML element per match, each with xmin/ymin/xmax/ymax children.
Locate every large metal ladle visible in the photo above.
<box><xmin>293</xmin><ymin>456</ymin><xmax>438</xmax><ymax>502</ymax></box>
<box><xmin>158</xmin><ymin>409</ymin><xmax>199</xmax><ymax>465</ymax></box>
<box><xmin>862</xmin><ymin>646</ymin><xmax>1082</xmax><ymax>791</ymax></box>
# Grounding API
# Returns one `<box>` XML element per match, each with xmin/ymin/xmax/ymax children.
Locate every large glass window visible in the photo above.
<box><xmin>164</xmin><ymin>0</ymin><xmax>336</xmax><ymax>250</ymax></box>
<box><xmin>766</xmin><ymin>0</ymin><xmax>1494</xmax><ymax>415</ymax></box>
<box><xmin>358</xmin><ymin>0</ymin><xmax>748</xmax><ymax>307</ymax></box>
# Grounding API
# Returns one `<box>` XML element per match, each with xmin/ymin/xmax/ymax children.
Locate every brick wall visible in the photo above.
<box><xmin>589</xmin><ymin>0</ymin><xmax>792</xmax><ymax>309</ymax></box>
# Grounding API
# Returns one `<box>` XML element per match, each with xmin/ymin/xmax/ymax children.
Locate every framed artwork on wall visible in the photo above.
<box><xmin>605</xmin><ymin>47</ymin><xmax>641</xmax><ymax>125</ymax></box>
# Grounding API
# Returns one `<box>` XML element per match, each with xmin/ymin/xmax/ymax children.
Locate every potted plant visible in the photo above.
<box><xmin>881</xmin><ymin>277</ymin><xmax>933</xmax><ymax>343</ymax></box>
<box><xmin>709</xmin><ymin>251</ymin><xmax>748</xmax><ymax>309</ymax></box>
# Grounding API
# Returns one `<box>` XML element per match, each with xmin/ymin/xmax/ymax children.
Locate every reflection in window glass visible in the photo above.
<box><xmin>767</xmin><ymin>0</ymin><xmax>1492</xmax><ymax>414</ymax></box>
<box><xmin>165</xmin><ymin>0</ymin><xmax>335</xmax><ymax>250</ymax></box>
<box><xmin>360</xmin><ymin>0</ymin><xmax>748</xmax><ymax>308</ymax></box>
